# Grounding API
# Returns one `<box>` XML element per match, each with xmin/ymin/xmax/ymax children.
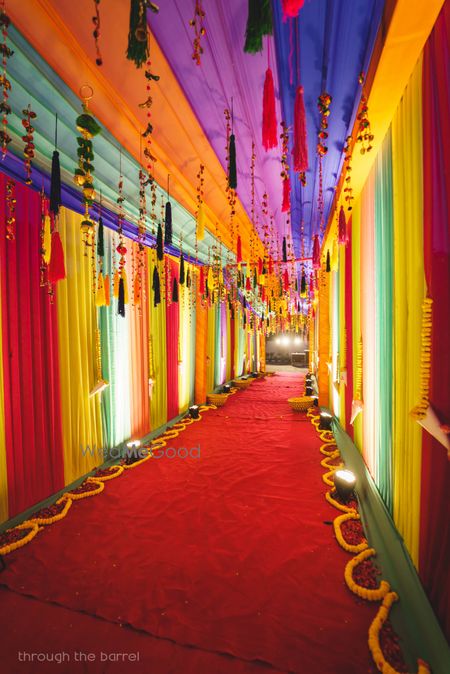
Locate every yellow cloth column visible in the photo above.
<box><xmin>318</xmin><ymin>268</ymin><xmax>330</xmax><ymax>407</ymax></box>
<box><xmin>148</xmin><ymin>249</ymin><xmax>167</xmax><ymax>430</ymax></box>
<box><xmin>351</xmin><ymin>200</ymin><xmax>363</xmax><ymax>451</ymax></box>
<box><xmin>391</xmin><ymin>58</ymin><xmax>425</xmax><ymax>568</ymax></box>
<box><xmin>56</xmin><ymin>208</ymin><xmax>103</xmax><ymax>484</ymax></box>
<box><xmin>0</xmin><ymin>268</ymin><xmax>8</xmax><ymax>522</ymax></box>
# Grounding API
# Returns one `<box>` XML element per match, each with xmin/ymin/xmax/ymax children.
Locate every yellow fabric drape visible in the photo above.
<box><xmin>56</xmin><ymin>208</ymin><xmax>103</xmax><ymax>485</ymax></box>
<box><xmin>148</xmin><ymin>249</ymin><xmax>167</xmax><ymax>430</ymax></box>
<box><xmin>206</xmin><ymin>303</ymin><xmax>216</xmax><ymax>393</ymax></box>
<box><xmin>0</xmin><ymin>265</ymin><xmax>8</xmax><ymax>522</ymax></box>
<box><xmin>318</xmin><ymin>268</ymin><xmax>330</xmax><ymax>407</ymax></box>
<box><xmin>391</xmin><ymin>58</ymin><xmax>425</xmax><ymax>568</ymax></box>
<box><xmin>351</xmin><ymin>199</ymin><xmax>363</xmax><ymax>450</ymax></box>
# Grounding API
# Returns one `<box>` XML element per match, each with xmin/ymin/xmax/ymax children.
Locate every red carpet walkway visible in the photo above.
<box><xmin>0</xmin><ymin>372</ymin><xmax>375</xmax><ymax>674</ymax></box>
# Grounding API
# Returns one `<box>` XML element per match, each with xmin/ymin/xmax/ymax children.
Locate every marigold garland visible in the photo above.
<box><xmin>325</xmin><ymin>489</ymin><xmax>357</xmax><ymax>513</ymax></box>
<box><xmin>0</xmin><ymin>521</ymin><xmax>40</xmax><ymax>555</ymax></box>
<box><xmin>345</xmin><ymin>548</ymin><xmax>390</xmax><ymax>600</ymax></box>
<box><xmin>319</xmin><ymin>430</ymin><xmax>335</xmax><ymax>443</ymax></box>
<box><xmin>320</xmin><ymin>442</ymin><xmax>338</xmax><ymax>456</ymax></box>
<box><xmin>30</xmin><ymin>496</ymin><xmax>72</xmax><ymax>525</ymax></box>
<box><xmin>410</xmin><ymin>297</ymin><xmax>433</xmax><ymax>421</ymax></box>
<box><xmin>66</xmin><ymin>478</ymin><xmax>104</xmax><ymax>500</ymax></box>
<box><xmin>334</xmin><ymin>512</ymin><xmax>368</xmax><ymax>554</ymax></box>
<box><xmin>92</xmin><ymin>465</ymin><xmax>124</xmax><ymax>482</ymax></box>
<box><xmin>322</xmin><ymin>468</ymin><xmax>337</xmax><ymax>487</ymax></box>
<box><xmin>320</xmin><ymin>452</ymin><xmax>342</xmax><ymax>469</ymax></box>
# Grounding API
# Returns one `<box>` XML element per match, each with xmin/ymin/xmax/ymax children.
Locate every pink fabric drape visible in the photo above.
<box><xmin>129</xmin><ymin>245</ymin><xmax>150</xmax><ymax>439</ymax></box>
<box><xmin>0</xmin><ymin>175</ymin><xmax>64</xmax><ymax>516</ymax></box>
<box><xmin>166</xmin><ymin>258</ymin><xmax>180</xmax><ymax>421</ymax></box>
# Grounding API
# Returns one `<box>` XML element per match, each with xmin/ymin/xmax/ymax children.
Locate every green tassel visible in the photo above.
<box><xmin>244</xmin><ymin>0</ymin><xmax>273</xmax><ymax>54</ymax></box>
<box><xmin>97</xmin><ymin>217</ymin><xmax>104</xmax><ymax>257</ymax></box>
<box><xmin>228</xmin><ymin>134</ymin><xmax>237</xmax><ymax>189</ymax></box>
<box><xmin>126</xmin><ymin>0</ymin><xmax>149</xmax><ymax>68</ymax></box>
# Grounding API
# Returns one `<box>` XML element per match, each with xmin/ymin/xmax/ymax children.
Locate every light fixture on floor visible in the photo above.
<box><xmin>319</xmin><ymin>410</ymin><xmax>333</xmax><ymax>430</ymax></box>
<box><xmin>250</xmin><ymin>372</ymin><xmax>258</xmax><ymax>378</ymax></box>
<box><xmin>305</xmin><ymin>384</ymin><xmax>313</xmax><ymax>396</ymax></box>
<box><xmin>313</xmin><ymin>397</ymin><xmax>319</xmax><ymax>407</ymax></box>
<box><xmin>334</xmin><ymin>469</ymin><xmax>356</xmax><ymax>502</ymax></box>
<box><xmin>223</xmin><ymin>384</ymin><xmax>231</xmax><ymax>393</ymax></box>
<box><xmin>127</xmin><ymin>440</ymin><xmax>141</xmax><ymax>448</ymax></box>
<box><xmin>189</xmin><ymin>405</ymin><xmax>200</xmax><ymax>419</ymax></box>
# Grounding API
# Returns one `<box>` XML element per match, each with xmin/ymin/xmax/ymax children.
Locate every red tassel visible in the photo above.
<box><xmin>258</xmin><ymin>257</ymin><xmax>263</xmax><ymax>275</ymax></box>
<box><xmin>283</xmin><ymin>268</ymin><xmax>289</xmax><ymax>291</ymax></box>
<box><xmin>262</xmin><ymin>68</ymin><xmax>278</xmax><ymax>151</ymax></box>
<box><xmin>199</xmin><ymin>267</ymin><xmax>205</xmax><ymax>294</ymax></box>
<box><xmin>292</xmin><ymin>86</ymin><xmax>308</xmax><ymax>173</ymax></box>
<box><xmin>312</xmin><ymin>235</ymin><xmax>321</xmax><ymax>270</ymax></box>
<box><xmin>338</xmin><ymin>205</ymin><xmax>348</xmax><ymax>245</ymax></box>
<box><xmin>246</xmin><ymin>276</ymin><xmax>251</xmax><ymax>291</ymax></box>
<box><xmin>282</xmin><ymin>0</ymin><xmax>305</xmax><ymax>19</ymax></box>
<box><xmin>236</xmin><ymin>235</ymin><xmax>242</xmax><ymax>263</ymax></box>
<box><xmin>268</xmin><ymin>257</ymin><xmax>274</xmax><ymax>274</ymax></box>
<box><xmin>282</xmin><ymin>176</ymin><xmax>291</xmax><ymax>212</ymax></box>
<box><xmin>48</xmin><ymin>231</ymin><xmax>66</xmax><ymax>283</ymax></box>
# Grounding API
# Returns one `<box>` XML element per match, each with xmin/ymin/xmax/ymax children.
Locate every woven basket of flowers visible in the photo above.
<box><xmin>288</xmin><ymin>396</ymin><xmax>314</xmax><ymax>412</ymax></box>
<box><xmin>207</xmin><ymin>393</ymin><xmax>230</xmax><ymax>407</ymax></box>
<box><xmin>233</xmin><ymin>379</ymin><xmax>252</xmax><ymax>389</ymax></box>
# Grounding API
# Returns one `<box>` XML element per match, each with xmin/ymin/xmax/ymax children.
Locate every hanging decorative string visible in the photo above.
<box><xmin>224</xmin><ymin>107</ymin><xmax>237</xmax><ymax>252</ymax></box>
<box><xmin>195</xmin><ymin>163</ymin><xmax>205</xmax><ymax>247</ymax></box>
<box><xmin>164</xmin><ymin>174</ymin><xmax>172</xmax><ymax>245</ymax></box>
<box><xmin>410</xmin><ymin>297</ymin><xmax>433</xmax><ymax>420</ymax></box>
<box><xmin>39</xmin><ymin>191</ymin><xmax>50</xmax><ymax>286</ymax></box>
<box><xmin>5</xmin><ymin>177</ymin><xmax>15</xmax><ymax>240</ymax></box>
<box><xmin>50</xmin><ymin>114</ymin><xmax>62</xmax><ymax>216</ymax></box>
<box><xmin>92</xmin><ymin>0</ymin><xmax>103</xmax><ymax>65</ymax></box>
<box><xmin>244</xmin><ymin>0</ymin><xmax>272</xmax><ymax>54</ymax></box>
<box><xmin>115</xmin><ymin>151</ymin><xmax>128</xmax><ymax>317</ymax></box>
<box><xmin>262</xmin><ymin>37</ymin><xmax>277</xmax><ymax>151</ymax></box>
<box><xmin>281</xmin><ymin>0</ymin><xmax>304</xmax><ymax>19</ymax></box>
<box><xmin>280</xmin><ymin>121</ymin><xmax>290</xmax><ymax>212</ymax></box>
<box><xmin>190</xmin><ymin>0</ymin><xmax>206</xmax><ymax>65</ymax></box>
<box><xmin>343</xmin><ymin>135</ymin><xmax>354</xmax><ymax>212</ymax></box>
<box><xmin>356</xmin><ymin>71</ymin><xmax>374</xmax><ymax>154</ymax></box>
<box><xmin>21</xmin><ymin>106</ymin><xmax>36</xmax><ymax>185</ymax></box>
<box><xmin>126</xmin><ymin>0</ymin><xmax>158</xmax><ymax>68</ymax></box>
<box><xmin>0</xmin><ymin>4</ymin><xmax>13</xmax><ymax>158</ymax></box>
<box><xmin>338</xmin><ymin>205</ymin><xmax>348</xmax><ymax>245</ymax></box>
<box><xmin>139</xmin><ymin>28</ymin><xmax>158</xmax><ymax>178</ymax></box>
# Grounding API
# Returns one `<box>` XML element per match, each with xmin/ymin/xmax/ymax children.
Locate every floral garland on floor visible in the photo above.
<box><xmin>305</xmin><ymin>399</ymin><xmax>431</xmax><ymax>674</ymax></box>
<box><xmin>0</xmin><ymin>402</ymin><xmax>219</xmax><ymax>556</ymax></box>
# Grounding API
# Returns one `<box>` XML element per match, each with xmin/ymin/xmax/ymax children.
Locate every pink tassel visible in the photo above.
<box><xmin>338</xmin><ymin>205</ymin><xmax>348</xmax><ymax>245</ymax></box>
<box><xmin>283</xmin><ymin>268</ymin><xmax>289</xmax><ymax>291</ymax></box>
<box><xmin>282</xmin><ymin>176</ymin><xmax>291</xmax><ymax>212</ymax></box>
<box><xmin>292</xmin><ymin>86</ymin><xmax>308</xmax><ymax>173</ymax></box>
<box><xmin>236</xmin><ymin>235</ymin><xmax>242</xmax><ymax>263</ymax></box>
<box><xmin>48</xmin><ymin>231</ymin><xmax>66</xmax><ymax>283</ymax></box>
<box><xmin>199</xmin><ymin>267</ymin><xmax>205</xmax><ymax>294</ymax></box>
<box><xmin>262</xmin><ymin>68</ymin><xmax>278</xmax><ymax>151</ymax></box>
<box><xmin>312</xmin><ymin>235</ymin><xmax>321</xmax><ymax>270</ymax></box>
<box><xmin>282</xmin><ymin>0</ymin><xmax>305</xmax><ymax>19</ymax></box>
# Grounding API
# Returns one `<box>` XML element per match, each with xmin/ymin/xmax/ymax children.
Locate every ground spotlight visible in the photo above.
<box><xmin>223</xmin><ymin>384</ymin><xmax>231</xmax><ymax>393</ymax></box>
<box><xmin>334</xmin><ymin>469</ymin><xmax>356</xmax><ymax>502</ymax></box>
<box><xmin>319</xmin><ymin>410</ymin><xmax>333</xmax><ymax>430</ymax></box>
<box><xmin>250</xmin><ymin>372</ymin><xmax>258</xmax><ymax>378</ymax></box>
<box><xmin>313</xmin><ymin>397</ymin><xmax>319</xmax><ymax>407</ymax></box>
<box><xmin>126</xmin><ymin>440</ymin><xmax>141</xmax><ymax>449</ymax></box>
<box><xmin>189</xmin><ymin>405</ymin><xmax>200</xmax><ymax>419</ymax></box>
<box><xmin>305</xmin><ymin>385</ymin><xmax>313</xmax><ymax>396</ymax></box>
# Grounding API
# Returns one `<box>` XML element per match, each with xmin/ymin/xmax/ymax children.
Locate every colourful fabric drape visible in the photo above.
<box><xmin>194</xmin><ymin>281</ymin><xmax>208</xmax><ymax>403</ymax></box>
<box><xmin>0</xmin><ymin>234</ymin><xmax>7</xmax><ymax>523</ymax></box>
<box><xmin>166</xmin><ymin>258</ymin><xmax>180</xmax><ymax>421</ymax></box>
<box><xmin>344</xmin><ymin>217</ymin><xmax>353</xmax><ymax>439</ymax></box>
<box><xmin>99</xmin><ymin>229</ymin><xmax>132</xmax><ymax>450</ymax></box>
<box><xmin>318</xmin><ymin>269</ymin><xmax>330</xmax><ymax>407</ymax></box>
<box><xmin>206</xmin><ymin>303</ymin><xmax>216</xmax><ymax>392</ymax></box>
<box><xmin>351</xmin><ymin>200</ymin><xmax>363</xmax><ymax>450</ymax></box>
<box><xmin>391</xmin><ymin>57</ymin><xmax>426</xmax><ymax>568</ymax></box>
<box><xmin>338</xmin><ymin>245</ymin><xmax>346</xmax><ymax>428</ymax></box>
<box><xmin>420</xmin><ymin>1</ymin><xmax>450</xmax><ymax>640</ymax></box>
<box><xmin>374</xmin><ymin>131</ymin><xmax>394</xmax><ymax>512</ymax></box>
<box><xmin>214</xmin><ymin>304</ymin><xmax>222</xmax><ymax>387</ymax></box>
<box><xmin>178</xmin><ymin>270</ymin><xmax>194</xmax><ymax>413</ymax></box>
<box><xmin>148</xmin><ymin>250</ymin><xmax>167</xmax><ymax>430</ymax></box>
<box><xmin>56</xmin><ymin>208</ymin><xmax>103</xmax><ymax>484</ymax></box>
<box><xmin>0</xmin><ymin>176</ymin><xmax>64</xmax><ymax>516</ymax></box>
<box><xmin>230</xmin><ymin>309</ymin><xmax>236</xmax><ymax>380</ymax></box>
<box><xmin>128</xmin><ymin>244</ymin><xmax>150</xmax><ymax>440</ymax></box>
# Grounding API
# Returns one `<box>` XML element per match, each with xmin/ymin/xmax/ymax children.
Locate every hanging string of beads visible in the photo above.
<box><xmin>115</xmin><ymin>150</ymin><xmax>127</xmax><ymax>317</ymax></box>
<box><xmin>317</xmin><ymin>92</ymin><xmax>331</xmax><ymax>238</ymax></box>
<box><xmin>92</xmin><ymin>0</ymin><xmax>103</xmax><ymax>65</ymax></box>
<box><xmin>224</xmin><ymin>107</ymin><xmax>237</xmax><ymax>253</ymax></box>
<box><xmin>356</xmin><ymin>72</ymin><xmax>374</xmax><ymax>154</ymax></box>
<box><xmin>343</xmin><ymin>135</ymin><xmax>354</xmax><ymax>212</ymax></box>
<box><xmin>21</xmin><ymin>105</ymin><xmax>37</xmax><ymax>185</ymax></box>
<box><xmin>39</xmin><ymin>189</ymin><xmax>48</xmax><ymax>284</ymax></box>
<box><xmin>5</xmin><ymin>177</ymin><xmax>15</xmax><ymax>240</ymax></box>
<box><xmin>195</xmin><ymin>163</ymin><xmax>205</xmax><ymax>261</ymax></box>
<box><xmin>280</xmin><ymin>121</ymin><xmax>290</xmax><ymax>212</ymax></box>
<box><xmin>190</xmin><ymin>0</ymin><xmax>206</xmax><ymax>65</ymax></box>
<box><xmin>0</xmin><ymin>3</ymin><xmax>13</xmax><ymax>158</ymax></box>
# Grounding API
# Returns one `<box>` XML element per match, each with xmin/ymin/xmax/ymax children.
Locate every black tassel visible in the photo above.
<box><xmin>282</xmin><ymin>236</ymin><xmax>287</xmax><ymax>262</ymax></box>
<box><xmin>179</xmin><ymin>253</ymin><xmax>185</xmax><ymax>285</ymax></box>
<box><xmin>156</xmin><ymin>222</ymin><xmax>163</xmax><ymax>261</ymax></box>
<box><xmin>228</xmin><ymin>134</ymin><xmax>237</xmax><ymax>190</ymax></box>
<box><xmin>244</xmin><ymin>0</ymin><xmax>273</xmax><ymax>54</ymax></box>
<box><xmin>50</xmin><ymin>150</ymin><xmax>61</xmax><ymax>215</ymax></box>
<box><xmin>126</xmin><ymin>0</ymin><xmax>149</xmax><ymax>68</ymax></box>
<box><xmin>253</xmin><ymin>267</ymin><xmax>257</xmax><ymax>288</ymax></box>
<box><xmin>326</xmin><ymin>250</ymin><xmax>331</xmax><ymax>272</ymax></box>
<box><xmin>297</xmin><ymin>301</ymin><xmax>301</xmax><ymax>313</ymax></box>
<box><xmin>164</xmin><ymin>201</ymin><xmax>172</xmax><ymax>245</ymax></box>
<box><xmin>97</xmin><ymin>216</ymin><xmax>104</xmax><ymax>257</ymax></box>
<box><xmin>243</xmin><ymin>296</ymin><xmax>247</xmax><ymax>309</ymax></box>
<box><xmin>205</xmin><ymin>280</ymin><xmax>209</xmax><ymax>298</ymax></box>
<box><xmin>152</xmin><ymin>266</ymin><xmax>161</xmax><ymax>307</ymax></box>
<box><xmin>172</xmin><ymin>276</ymin><xmax>179</xmax><ymax>303</ymax></box>
<box><xmin>118</xmin><ymin>277</ymin><xmax>125</xmax><ymax>317</ymax></box>
<box><xmin>301</xmin><ymin>270</ymin><xmax>306</xmax><ymax>295</ymax></box>
<box><xmin>295</xmin><ymin>277</ymin><xmax>298</xmax><ymax>292</ymax></box>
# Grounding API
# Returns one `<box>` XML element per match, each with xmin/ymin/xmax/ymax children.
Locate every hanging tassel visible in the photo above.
<box><xmin>301</xmin><ymin>270</ymin><xmax>306</xmax><ymax>295</ymax></box>
<box><xmin>282</xmin><ymin>176</ymin><xmax>290</xmax><ymax>212</ymax></box>
<box><xmin>50</xmin><ymin>151</ymin><xmax>61</xmax><ymax>215</ymax></box>
<box><xmin>172</xmin><ymin>276</ymin><xmax>179</xmax><ymax>303</ymax></box>
<box><xmin>268</xmin><ymin>257</ymin><xmax>273</xmax><ymax>274</ymax></box>
<box><xmin>228</xmin><ymin>133</ymin><xmax>237</xmax><ymax>190</ymax></box>
<box><xmin>152</xmin><ymin>266</ymin><xmax>161</xmax><ymax>306</ymax></box>
<box><xmin>134</xmin><ymin>273</ymin><xmax>141</xmax><ymax>306</ymax></box>
<box><xmin>236</xmin><ymin>235</ymin><xmax>242</xmax><ymax>263</ymax></box>
<box><xmin>118</xmin><ymin>277</ymin><xmax>125</xmax><ymax>317</ymax></box>
<box><xmin>258</xmin><ymin>257</ymin><xmax>263</xmax><ymax>275</ymax></box>
<box><xmin>164</xmin><ymin>201</ymin><xmax>172</xmax><ymax>245</ymax></box>
<box><xmin>156</xmin><ymin>222</ymin><xmax>163</xmax><ymax>260</ymax></box>
<box><xmin>282</xmin><ymin>0</ymin><xmax>305</xmax><ymax>19</ymax></box>
<box><xmin>262</xmin><ymin>68</ymin><xmax>277</xmax><ymax>151</ymax></box>
<box><xmin>338</xmin><ymin>205</ymin><xmax>348</xmax><ymax>245</ymax></box>
<box><xmin>96</xmin><ymin>272</ymin><xmax>106</xmax><ymax>306</ymax></box>
<box><xmin>292</xmin><ymin>86</ymin><xmax>308</xmax><ymax>173</ymax></box>
<box><xmin>246</xmin><ymin>276</ymin><xmax>251</xmax><ymax>291</ymax></box>
<box><xmin>104</xmin><ymin>274</ymin><xmax>111</xmax><ymax>306</ymax></box>
<box><xmin>121</xmin><ymin>269</ymin><xmax>129</xmax><ymax>304</ymax></box>
<box><xmin>283</xmin><ymin>268</ymin><xmax>289</xmax><ymax>291</ymax></box>
<box><xmin>48</xmin><ymin>231</ymin><xmax>66</xmax><ymax>283</ymax></box>
<box><xmin>253</xmin><ymin>266</ymin><xmax>257</xmax><ymax>289</ymax></box>
<box><xmin>282</xmin><ymin>236</ymin><xmax>287</xmax><ymax>262</ymax></box>
<box><xmin>43</xmin><ymin>215</ymin><xmax>52</xmax><ymax>264</ymax></box>
<box><xmin>199</xmin><ymin>266</ymin><xmax>205</xmax><ymax>294</ymax></box>
<box><xmin>244</xmin><ymin>0</ymin><xmax>272</xmax><ymax>54</ymax></box>
<box><xmin>113</xmin><ymin>269</ymin><xmax>120</xmax><ymax>298</ymax></box>
<box><xmin>126</xmin><ymin>0</ymin><xmax>149</xmax><ymax>68</ymax></box>
<box><xmin>326</xmin><ymin>250</ymin><xmax>331</xmax><ymax>272</ymax></box>
<box><xmin>97</xmin><ymin>216</ymin><xmax>104</xmax><ymax>257</ymax></box>
<box><xmin>186</xmin><ymin>268</ymin><xmax>191</xmax><ymax>288</ymax></box>
<box><xmin>197</xmin><ymin>202</ymin><xmax>205</xmax><ymax>241</ymax></box>
<box><xmin>179</xmin><ymin>254</ymin><xmax>185</xmax><ymax>285</ymax></box>
<box><xmin>312</xmin><ymin>235</ymin><xmax>321</xmax><ymax>270</ymax></box>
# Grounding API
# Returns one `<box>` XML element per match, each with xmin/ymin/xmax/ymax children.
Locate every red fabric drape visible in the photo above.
<box><xmin>0</xmin><ymin>175</ymin><xmax>64</xmax><ymax>516</ymax></box>
<box><xmin>420</xmin><ymin>1</ymin><xmax>450</xmax><ymax>641</ymax></box>
<box><xmin>166</xmin><ymin>258</ymin><xmax>179</xmax><ymax>421</ymax></box>
<box><xmin>344</xmin><ymin>218</ymin><xmax>353</xmax><ymax>438</ymax></box>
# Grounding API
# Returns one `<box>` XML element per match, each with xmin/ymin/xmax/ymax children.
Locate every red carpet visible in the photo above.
<box><xmin>0</xmin><ymin>372</ymin><xmax>375</xmax><ymax>674</ymax></box>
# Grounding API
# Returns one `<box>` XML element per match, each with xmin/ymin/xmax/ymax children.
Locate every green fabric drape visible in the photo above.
<box><xmin>374</xmin><ymin>130</ymin><xmax>394</xmax><ymax>512</ymax></box>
